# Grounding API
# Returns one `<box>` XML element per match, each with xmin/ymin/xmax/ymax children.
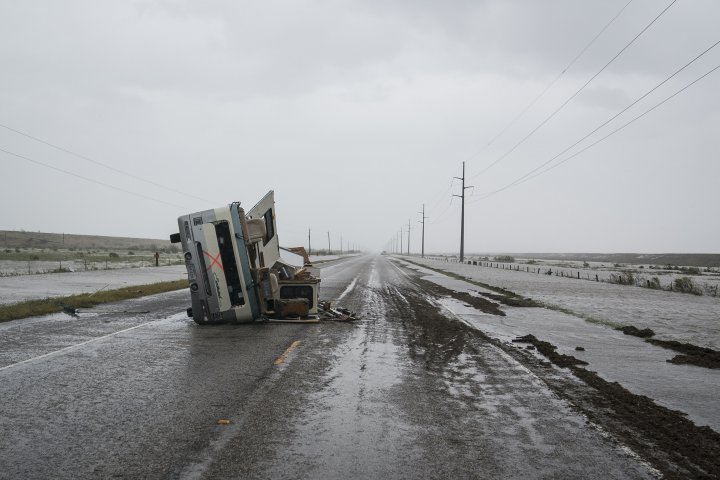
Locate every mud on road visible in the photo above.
<box><xmin>407</xmin><ymin>261</ymin><xmax>720</xmax><ymax>479</ymax></box>
<box><xmin>201</xmin><ymin>255</ymin><xmax>655</xmax><ymax>479</ymax></box>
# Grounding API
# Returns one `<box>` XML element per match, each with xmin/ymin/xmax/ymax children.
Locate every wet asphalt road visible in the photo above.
<box><xmin>0</xmin><ymin>255</ymin><xmax>653</xmax><ymax>479</ymax></box>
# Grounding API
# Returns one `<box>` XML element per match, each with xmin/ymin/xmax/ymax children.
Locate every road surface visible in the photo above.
<box><xmin>0</xmin><ymin>255</ymin><xmax>663</xmax><ymax>478</ymax></box>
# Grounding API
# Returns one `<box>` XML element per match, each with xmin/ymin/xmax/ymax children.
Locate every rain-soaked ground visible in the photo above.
<box><xmin>2</xmin><ymin>254</ymin><xmax>717</xmax><ymax>478</ymax></box>
<box><xmin>198</xmin><ymin>255</ymin><xmax>654</xmax><ymax>479</ymax></box>
<box><xmin>397</xmin><ymin>259</ymin><xmax>720</xmax><ymax>433</ymax></box>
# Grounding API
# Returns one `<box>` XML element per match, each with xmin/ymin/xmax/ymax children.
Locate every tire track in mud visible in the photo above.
<box><xmin>373</xmin><ymin>258</ymin><xmax>655</xmax><ymax>478</ymax></box>
<box><xmin>391</xmin><ymin>258</ymin><xmax>720</xmax><ymax>479</ymax></box>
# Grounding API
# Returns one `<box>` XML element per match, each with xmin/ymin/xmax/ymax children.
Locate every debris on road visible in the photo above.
<box><xmin>170</xmin><ymin>191</ymin><xmax>321</xmax><ymax>325</ymax></box>
<box><xmin>318</xmin><ymin>301</ymin><xmax>358</xmax><ymax>322</ymax></box>
<box><xmin>267</xmin><ymin>318</ymin><xmax>320</xmax><ymax>324</ymax></box>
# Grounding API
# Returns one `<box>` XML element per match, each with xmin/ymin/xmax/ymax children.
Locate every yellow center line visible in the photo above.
<box><xmin>273</xmin><ymin>340</ymin><xmax>301</xmax><ymax>365</ymax></box>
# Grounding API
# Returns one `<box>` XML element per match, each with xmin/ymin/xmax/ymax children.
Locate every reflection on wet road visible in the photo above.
<box><xmin>0</xmin><ymin>255</ymin><xmax>655</xmax><ymax>479</ymax></box>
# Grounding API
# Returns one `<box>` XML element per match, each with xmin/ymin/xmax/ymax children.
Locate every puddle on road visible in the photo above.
<box><xmin>412</xmin><ymin>266</ymin><xmax>720</xmax><ymax>433</ymax></box>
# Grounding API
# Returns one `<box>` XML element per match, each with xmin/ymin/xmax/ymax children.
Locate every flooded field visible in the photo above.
<box><xmin>459</xmin><ymin>256</ymin><xmax>720</xmax><ymax>295</ymax></box>
<box><xmin>418</xmin><ymin>258</ymin><xmax>720</xmax><ymax>350</ymax></box>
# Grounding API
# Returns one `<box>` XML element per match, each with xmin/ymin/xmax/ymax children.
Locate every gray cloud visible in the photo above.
<box><xmin>0</xmin><ymin>0</ymin><xmax>718</xmax><ymax>253</ymax></box>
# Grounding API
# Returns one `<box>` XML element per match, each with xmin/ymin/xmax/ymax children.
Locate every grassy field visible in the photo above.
<box><xmin>0</xmin><ymin>231</ymin><xmax>184</xmax><ymax>275</ymax></box>
<box><xmin>0</xmin><ymin>248</ymin><xmax>182</xmax><ymax>263</ymax></box>
<box><xmin>0</xmin><ymin>230</ymin><xmax>174</xmax><ymax>251</ymax></box>
<box><xmin>0</xmin><ymin>279</ymin><xmax>188</xmax><ymax>322</ymax></box>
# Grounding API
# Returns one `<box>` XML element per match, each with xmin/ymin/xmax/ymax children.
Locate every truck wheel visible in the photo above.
<box><xmin>170</xmin><ymin>233</ymin><xmax>181</xmax><ymax>243</ymax></box>
<box><xmin>186</xmin><ymin>307</ymin><xmax>193</xmax><ymax>317</ymax></box>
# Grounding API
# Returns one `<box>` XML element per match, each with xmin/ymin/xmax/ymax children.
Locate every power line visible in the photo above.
<box><xmin>468</xmin><ymin>60</ymin><xmax>720</xmax><ymax>203</ymax></box>
<box><xmin>0</xmin><ymin>146</ymin><xmax>189</xmax><ymax>209</ymax></box>
<box><xmin>470</xmin><ymin>38</ymin><xmax>720</xmax><ymax>202</ymax></box>
<box><xmin>0</xmin><ymin>122</ymin><xmax>219</xmax><ymax>205</ymax></box>
<box><xmin>426</xmin><ymin>197</ymin><xmax>456</xmax><ymax>226</ymax></box>
<box><xmin>524</xmin><ymin>63</ymin><xmax>720</xmax><ymax>184</ymax></box>
<box><xmin>426</xmin><ymin>174</ymin><xmax>456</xmax><ymax>213</ymax></box>
<box><xmin>467</xmin><ymin>0</ymin><xmax>677</xmax><ymax>181</ymax></box>
<box><xmin>401</xmin><ymin>1</ymin><xmax>639</xmax><ymax>242</ymax></box>
<box><xmin>464</xmin><ymin>0</ymin><xmax>635</xmax><ymax>168</ymax></box>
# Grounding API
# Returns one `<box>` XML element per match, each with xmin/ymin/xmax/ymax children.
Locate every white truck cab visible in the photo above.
<box><xmin>170</xmin><ymin>191</ymin><xmax>319</xmax><ymax>325</ymax></box>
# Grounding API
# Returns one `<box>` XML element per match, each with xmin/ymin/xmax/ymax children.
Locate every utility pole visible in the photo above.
<box><xmin>400</xmin><ymin>228</ymin><xmax>403</xmax><ymax>255</ymax></box>
<box><xmin>340</xmin><ymin>235</ymin><xmax>343</xmax><ymax>255</ymax></box>
<box><xmin>453</xmin><ymin>161</ymin><xmax>473</xmax><ymax>263</ymax></box>
<box><xmin>327</xmin><ymin>231</ymin><xmax>331</xmax><ymax>255</ymax></box>
<box><xmin>407</xmin><ymin>219</ymin><xmax>411</xmax><ymax>256</ymax></box>
<box><xmin>418</xmin><ymin>204</ymin><xmax>427</xmax><ymax>258</ymax></box>
<box><xmin>308</xmin><ymin>228</ymin><xmax>311</xmax><ymax>255</ymax></box>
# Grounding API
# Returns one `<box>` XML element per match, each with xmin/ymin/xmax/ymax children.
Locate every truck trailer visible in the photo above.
<box><xmin>170</xmin><ymin>191</ymin><xmax>320</xmax><ymax>325</ymax></box>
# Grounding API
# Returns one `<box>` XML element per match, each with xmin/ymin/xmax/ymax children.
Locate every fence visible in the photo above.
<box><xmin>417</xmin><ymin>257</ymin><xmax>720</xmax><ymax>297</ymax></box>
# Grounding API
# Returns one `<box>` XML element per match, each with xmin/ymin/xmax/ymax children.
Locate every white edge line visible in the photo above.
<box><xmin>336</xmin><ymin>275</ymin><xmax>359</xmax><ymax>302</ymax></box>
<box><xmin>0</xmin><ymin>320</ymin><xmax>157</xmax><ymax>372</ymax></box>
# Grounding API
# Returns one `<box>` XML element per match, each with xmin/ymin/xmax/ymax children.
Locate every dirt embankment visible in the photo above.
<box><xmin>512</xmin><ymin>334</ymin><xmax>588</xmax><ymax>368</ymax></box>
<box><xmin>506</xmin><ymin>334</ymin><xmax>720</xmax><ymax>479</ymax></box>
<box><xmin>473</xmin><ymin>290</ymin><xmax>540</xmax><ymax>307</ymax></box>
<box><xmin>646</xmin><ymin>338</ymin><xmax>720</xmax><ymax>369</ymax></box>
<box><xmin>617</xmin><ymin>325</ymin><xmax>720</xmax><ymax>369</ymax></box>
<box><xmin>569</xmin><ymin>363</ymin><xmax>720</xmax><ymax>480</ymax></box>
<box><xmin>416</xmin><ymin>278</ymin><xmax>506</xmax><ymax>316</ymax></box>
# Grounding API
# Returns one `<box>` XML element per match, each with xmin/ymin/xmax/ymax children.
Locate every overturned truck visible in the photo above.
<box><xmin>170</xmin><ymin>191</ymin><xmax>320</xmax><ymax>325</ymax></box>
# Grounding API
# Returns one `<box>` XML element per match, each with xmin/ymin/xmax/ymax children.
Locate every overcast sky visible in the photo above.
<box><xmin>1</xmin><ymin>0</ymin><xmax>718</xmax><ymax>254</ymax></box>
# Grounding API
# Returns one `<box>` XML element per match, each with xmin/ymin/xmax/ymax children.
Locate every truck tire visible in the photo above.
<box><xmin>170</xmin><ymin>233</ymin><xmax>181</xmax><ymax>243</ymax></box>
